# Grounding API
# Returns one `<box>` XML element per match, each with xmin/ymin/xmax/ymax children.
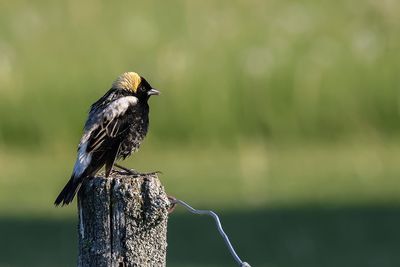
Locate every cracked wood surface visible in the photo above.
<box><xmin>77</xmin><ymin>172</ymin><xmax>169</xmax><ymax>267</ymax></box>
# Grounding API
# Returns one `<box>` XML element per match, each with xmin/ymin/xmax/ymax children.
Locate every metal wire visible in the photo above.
<box><xmin>171</xmin><ymin>198</ymin><xmax>251</xmax><ymax>267</ymax></box>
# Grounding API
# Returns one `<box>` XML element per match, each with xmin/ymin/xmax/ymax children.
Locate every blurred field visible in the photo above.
<box><xmin>2</xmin><ymin>207</ymin><xmax>400</xmax><ymax>267</ymax></box>
<box><xmin>1</xmin><ymin>140</ymin><xmax>400</xmax><ymax>217</ymax></box>
<box><xmin>1</xmin><ymin>0</ymin><xmax>400</xmax><ymax>266</ymax></box>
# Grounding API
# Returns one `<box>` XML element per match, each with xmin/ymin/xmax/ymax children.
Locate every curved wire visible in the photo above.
<box><xmin>171</xmin><ymin>198</ymin><xmax>251</xmax><ymax>267</ymax></box>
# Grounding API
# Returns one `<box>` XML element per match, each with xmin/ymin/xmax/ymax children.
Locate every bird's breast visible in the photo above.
<box><xmin>117</xmin><ymin>105</ymin><xmax>149</xmax><ymax>159</ymax></box>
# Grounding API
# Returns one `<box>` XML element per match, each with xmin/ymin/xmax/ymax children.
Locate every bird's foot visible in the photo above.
<box><xmin>113</xmin><ymin>163</ymin><xmax>140</xmax><ymax>176</ymax></box>
<box><xmin>113</xmin><ymin>164</ymin><xmax>162</xmax><ymax>177</ymax></box>
<box><xmin>143</xmin><ymin>170</ymin><xmax>163</xmax><ymax>176</ymax></box>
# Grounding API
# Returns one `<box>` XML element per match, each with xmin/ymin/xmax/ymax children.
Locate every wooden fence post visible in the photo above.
<box><xmin>77</xmin><ymin>172</ymin><xmax>170</xmax><ymax>267</ymax></box>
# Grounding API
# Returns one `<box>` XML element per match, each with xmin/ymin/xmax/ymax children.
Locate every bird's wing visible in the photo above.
<box><xmin>86</xmin><ymin>96</ymin><xmax>138</xmax><ymax>153</ymax></box>
<box><xmin>73</xmin><ymin>96</ymin><xmax>138</xmax><ymax>178</ymax></box>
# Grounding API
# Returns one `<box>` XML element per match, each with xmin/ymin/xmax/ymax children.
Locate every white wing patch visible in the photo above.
<box><xmin>103</xmin><ymin>96</ymin><xmax>138</xmax><ymax>121</ymax></box>
<box><xmin>72</xmin><ymin>142</ymin><xmax>92</xmax><ymax>177</ymax></box>
<box><xmin>72</xmin><ymin>96</ymin><xmax>138</xmax><ymax>177</ymax></box>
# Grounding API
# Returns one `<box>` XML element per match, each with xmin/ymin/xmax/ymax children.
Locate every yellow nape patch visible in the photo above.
<box><xmin>112</xmin><ymin>72</ymin><xmax>142</xmax><ymax>92</ymax></box>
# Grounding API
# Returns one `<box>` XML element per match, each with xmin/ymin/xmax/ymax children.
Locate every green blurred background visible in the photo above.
<box><xmin>1</xmin><ymin>0</ymin><xmax>400</xmax><ymax>266</ymax></box>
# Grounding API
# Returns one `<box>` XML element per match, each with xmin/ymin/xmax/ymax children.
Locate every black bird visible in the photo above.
<box><xmin>55</xmin><ymin>72</ymin><xmax>160</xmax><ymax>206</ymax></box>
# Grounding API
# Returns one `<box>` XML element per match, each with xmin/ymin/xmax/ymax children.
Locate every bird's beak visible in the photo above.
<box><xmin>148</xmin><ymin>88</ymin><xmax>160</xmax><ymax>96</ymax></box>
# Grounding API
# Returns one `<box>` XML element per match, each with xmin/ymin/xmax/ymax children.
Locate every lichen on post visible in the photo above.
<box><xmin>77</xmin><ymin>171</ymin><xmax>169</xmax><ymax>267</ymax></box>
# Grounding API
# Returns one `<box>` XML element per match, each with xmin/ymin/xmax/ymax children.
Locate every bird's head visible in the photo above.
<box><xmin>112</xmin><ymin>72</ymin><xmax>160</xmax><ymax>100</ymax></box>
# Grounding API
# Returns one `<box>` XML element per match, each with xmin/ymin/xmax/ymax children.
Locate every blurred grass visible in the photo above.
<box><xmin>1</xmin><ymin>0</ymin><xmax>400</xmax><ymax>148</ymax></box>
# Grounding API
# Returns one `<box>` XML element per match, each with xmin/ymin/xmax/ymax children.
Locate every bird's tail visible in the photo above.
<box><xmin>54</xmin><ymin>175</ymin><xmax>83</xmax><ymax>206</ymax></box>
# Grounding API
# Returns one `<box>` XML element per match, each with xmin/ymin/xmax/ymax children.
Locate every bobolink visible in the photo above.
<box><xmin>55</xmin><ymin>72</ymin><xmax>160</xmax><ymax>206</ymax></box>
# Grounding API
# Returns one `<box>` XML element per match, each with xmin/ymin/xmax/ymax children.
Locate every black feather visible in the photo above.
<box><xmin>54</xmin><ymin>175</ymin><xmax>83</xmax><ymax>206</ymax></box>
